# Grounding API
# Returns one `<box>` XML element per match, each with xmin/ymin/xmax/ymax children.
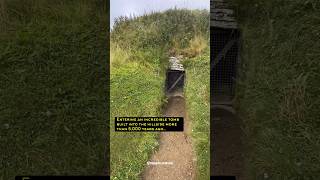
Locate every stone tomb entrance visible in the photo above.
<box><xmin>165</xmin><ymin>57</ymin><xmax>185</xmax><ymax>96</ymax></box>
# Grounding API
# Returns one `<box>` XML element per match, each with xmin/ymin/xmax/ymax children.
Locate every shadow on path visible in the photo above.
<box><xmin>211</xmin><ymin>107</ymin><xmax>244</xmax><ymax>180</ymax></box>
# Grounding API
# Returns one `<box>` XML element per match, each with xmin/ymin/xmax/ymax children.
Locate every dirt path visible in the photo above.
<box><xmin>211</xmin><ymin>107</ymin><xmax>244</xmax><ymax>179</ymax></box>
<box><xmin>142</xmin><ymin>96</ymin><xmax>196</xmax><ymax>180</ymax></box>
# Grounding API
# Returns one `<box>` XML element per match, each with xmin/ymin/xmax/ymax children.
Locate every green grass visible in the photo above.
<box><xmin>184</xmin><ymin>49</ymin><xmax>210</xmax><ymax>179</ymax></box>
<box><xmin>232</xmin><ymin>0</ymin><xmax>320</xmax><ymax>179</ymax></box>
<box><xmin>0</xmin><ymin>1</ymin><xmax>108</xmax><ymax>179</ymax></box>
<box><xmin>110</xmin><ymin>8</ymin><xmax>210</xmax><ymax>179</ymax></box>
<box><xmin>109</xmin><ymin>42</ymin><xmax>165</xmax><ymax>180</ymax></box>
<box><xmin>110</xmin><ymin>48</ymin><xmax>164</xmax><ymax>179</ymax></box>
<box><xmin>111</xmin><ymin>9</ymin><xmax>209</xmax><ymax>54</ymax></box>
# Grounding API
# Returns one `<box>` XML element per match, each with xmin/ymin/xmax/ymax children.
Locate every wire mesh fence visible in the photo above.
<box><xmin>211</xmin><ymin>8</ymin><xmax>240</xmax><ymax>104</ymax></box>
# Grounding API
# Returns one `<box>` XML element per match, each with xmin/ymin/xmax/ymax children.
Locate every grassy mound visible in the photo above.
<box><xmin>0</xmin><ymin>0</ymin><xmax>108</xmax><ymax>179</ymax></box>
<box><xmin>233</xmin><ymin>0</ymin><xmax>320</xmax><ymax>179</ymax></box>
<box><xmin>110</xmin><ymin>8</ymin><xmax>209</xmax><ymax>180</ymax></box>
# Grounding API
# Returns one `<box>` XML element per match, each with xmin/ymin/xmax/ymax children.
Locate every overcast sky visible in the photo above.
<box><xmin>110</xmin><ymin>0</ymin><xmax>209</xmax><ymax>28</ymax></box>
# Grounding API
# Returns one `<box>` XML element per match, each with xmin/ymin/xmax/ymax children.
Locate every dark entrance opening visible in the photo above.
<box><xmin>210</xmin><ymin>107</ymin><xmax>244</xmax><ymax>179</ymax></box>
<box><xmin>211</xmin><ymin>27</ymin><xmax>240</xmax><ymax>104</ymax></box>
<box><xmin>210</xmin><ymin>0</ymin><xmax>244</xmax><ymax>178</ymax></box>
<box><xmin>165</xmin><ymin>70</ymin><xmax>185</xmax><ymax>94</ymax></box>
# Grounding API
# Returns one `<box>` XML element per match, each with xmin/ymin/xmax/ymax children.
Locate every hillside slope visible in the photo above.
<box><xmin>110</xmin><ymin>9</ymin><xmax>209</xmax><ymax>180</ymax></box>
<box><xmin>233</xmin><ymin>0</ymin><xmax>320</xmax><ymax>179</ymax></box>
<box><xmin>0</xmin><ymin>1</ymin><xmax>108</xmax><ymax>178</ymax></box>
